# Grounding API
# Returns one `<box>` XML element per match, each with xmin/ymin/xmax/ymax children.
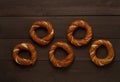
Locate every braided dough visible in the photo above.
<box><xmin>13</xmin><ymin>42</ymin><xmax>37</xmax><ymax>65</ymax></box>
<box><xmin>29</xmin><ymin>21</ymin><xmax>54</xmax><ymax>45</ymax></box>
<box><xmin>49</xmin><ymin>42</ymin><xmax>74</xmax><ymax>67</ymax></box>
<box><xmin>67</xmin><ymin>20</ymin><xmax>92</xmax><ymax>46</ymax></box>
<box><xmin>90</xmin><ymin>40</ymin><xmax>114</xmax><ymax>66</ymax></box>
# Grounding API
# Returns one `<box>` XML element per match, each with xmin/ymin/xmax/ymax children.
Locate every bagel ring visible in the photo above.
<box><xmin>49</xmin><ymin>42</ymin><xmax>74</xmax><ymax>67</ymax></box>
<box><xmin>90</xmin><ymin>40</ymin><xmax>114</xmax><ymax>66</ymax></box>
<box><xmin>67</xmin><ymin>20</ymin><xmax>92</xmax><ymax>46</ymax></box>
<box><xmin>29</xmin><ymin>21</ymin><xmax>54</xmax><ymax>45</ymax></box>
<box><xmin>13</xmin><ymin>42</ymin><xmax>37</xmax><ymax>65</ymax></box>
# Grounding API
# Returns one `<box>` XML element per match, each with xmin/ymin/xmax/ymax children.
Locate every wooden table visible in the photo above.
<box><xmin>0</xmin><ymin>0</ymin><xmax>120</xmax><ymax>82</ymax></box>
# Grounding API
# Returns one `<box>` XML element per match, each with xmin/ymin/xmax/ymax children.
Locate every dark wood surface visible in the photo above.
<box><xmin>0</xmin><ymin>0</ymin><xmax>120</xmax><ymax>82</ymax></box>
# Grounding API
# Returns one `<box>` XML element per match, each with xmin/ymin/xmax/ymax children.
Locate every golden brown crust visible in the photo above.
<box><xmin>67</xmin><ymin>20</ymin><xmax>92</xmax><ymax>46</ymax></box>
<box><xmin>49</xmin><ymin>42</ymin><xmax>74</xmax><ymax>67</ymax></box>
<box><xmin>13</xmin><ymin>42</ymin><xmax>37</xmax><ymax>65</ymax></box>
<box><xmin>90</xmin><ymin>39</ymin><xmax>114</xmax><ymax>66</ymax></box>
<box><xmin>29</xmin><ymin>21</ymin><xmax>54</xmax><ymax>45</ymax></box>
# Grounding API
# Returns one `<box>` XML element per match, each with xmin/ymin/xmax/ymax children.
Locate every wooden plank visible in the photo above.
<box><xmin>0</xmin><ymin>16</ymin><xmax>120</xmax><ymax>39</ymax></box>
<box><xmin>0</xmin><ymin>60</ymin><xmax>120</xmax><ymax>82</ymax></box>
<box><xmin>0</xmin><ymin>0</ymin><xmax>120</xmax><ymax>16</ymax></box>
<box><xmin>0</xmin><ymin>38</ymin><xmax>119</xmax><ymax>61</ymax></box>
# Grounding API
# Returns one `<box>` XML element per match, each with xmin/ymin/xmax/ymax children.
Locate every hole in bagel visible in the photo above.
<box><xmin>96</xmin><ymin>45</ymin><xmax>108</xmax><ymax>58</ymax></box>
<box><xmin>35</xmin><ymin>27</ymin><xmax>48</xmax><ymax>38</ymax></box>
<box><xmin>73</xmin><ymin>27</ymin><xmax>86</xmax><ymax>39</ymax></box>
<box><xmin>54</xmin><ymin>47</ymin><xmax>68</xmax><ymax>60</ymax></box>
<box><xmin>19</xmin><ymin>50</ymin><xmax>31</xmax><ymax>59</ymax></box>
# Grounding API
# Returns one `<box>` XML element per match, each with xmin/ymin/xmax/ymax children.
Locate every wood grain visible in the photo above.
<box><xmin>0</xmin><ymin>61</ymin><xmax>120</xmax><ymax>82</ymax></box>
<box><xmin>0</xmin><ymin>0</ymin><xmax>120</xmax><ymax>16</ymax></box>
